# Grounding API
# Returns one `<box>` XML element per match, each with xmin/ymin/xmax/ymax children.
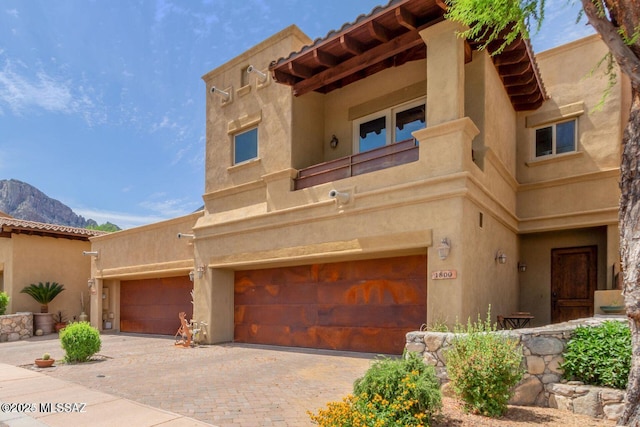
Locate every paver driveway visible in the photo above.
<box><xmin>0</xmin><ymin>333</ymin><xmax>377</xmax><ymax>426</ymax></box>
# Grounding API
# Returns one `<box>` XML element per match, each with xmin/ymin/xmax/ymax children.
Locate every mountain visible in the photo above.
<box><xmin>0</xmin><ymin>179</ymin><xmax>109</xmax><ymax>229</ymax></box>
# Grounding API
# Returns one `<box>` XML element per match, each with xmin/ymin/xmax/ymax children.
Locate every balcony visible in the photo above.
<box><xmin>294</xmin><ymin>138</ymin><xmax>419</xmax><ymax>190</ymax></box>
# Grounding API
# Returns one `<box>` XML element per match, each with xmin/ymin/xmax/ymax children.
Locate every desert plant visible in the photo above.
<box><xmin>309</xmin><ymin>352</ymin><xmax>442</xmax><ymax>426</ymax></box>
<box><xmin>0</xmin><ymin>291</ymin><xmax>9</xmax><ymax>315</ymax></box>
<box><xmin>561</xmin><ymin>320</ymin><xmax>631</xmax><ymax>389</ymax></box>
<box><xmin>41</xmin><ymin>353</ymin><xmax>50</xmax><ymax>360</ymax></box>
<box><xmin>20</xmin><ymin>282</ymin><xmax>65</xmax><ymax>313</ymax></box>
<box><xmin>59</xmin><ymin>321</ymin><xmax>101</xmax><ymax>363</ymax></box>
<box><xmin>445</xmin><ymin>308</ymin><xmax>524</xmax><ymax>417</ymax></box>
<box><xmin>53</xmin><ymin>311</ymin><xmax>67</xmax><ymax>324</ymax></box>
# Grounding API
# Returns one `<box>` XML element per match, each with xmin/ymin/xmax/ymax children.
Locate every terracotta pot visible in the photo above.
<box><xmin>35</xmin><ymin>358</ymin><xmax>55</xmax><ymax>368</ymax></box>
<box><xmin>54</xmin><ymin>323</ymin><xmax>66</xmax><ymax>332</ymax></box>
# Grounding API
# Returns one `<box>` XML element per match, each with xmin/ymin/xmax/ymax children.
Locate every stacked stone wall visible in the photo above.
<box><xmin>405</xmin><ymin>316</ymin><xmax>627</xmax><ymax>422</ymax></box>
<box><xmin>0</xmin><ymin>313</ymin><xmax>33</xmax><ymax>342</ymax></box>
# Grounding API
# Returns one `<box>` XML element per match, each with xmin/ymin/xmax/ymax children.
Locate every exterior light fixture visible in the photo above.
<box><xmin>210</xmin><ymin>86</ymin><xmax>230</xmax><ymax>101</ymax></box>
<box><xmin>177</xmin><ymin>233</ymin><xmax>195</xmax><ymax>239</ymax></box>
<box><xmin>196</xmin><ymin>265</ymin><xmax>205</xmax><ymax>279</ymax></box>
<box><xmin>189</xmin><ymin>271</ymin><xmax>195</xmax><ymax>282</ymax></box>
<box><xmin>518</xmin><ymin>262</ymin><xmax>527</xmax><ymax>272</ymax></box>
<box><xmin>328</xmin><ymin>189</ymin><xmax>350</xmax><ymax>204</ymax></box>
<box><xmin>83</xmin><ymin>250</ymin><xmax>99</xmax><ymax>258</ymax></box>
<box><xmin>330</xmin><ymin>134</ymin><xmax>339</xmax><ymax>149</ymax></box>
<box><xmin>87</xmin><ymin>278</ymin><xmax>95</xmax><ymax>288</ymax></box>
<box><xmin>437</xmin><ymin>238</ymin><xmax>451</xmax><ymax>260</ymax></box>
<box><xmin>495</xmin><ymin>250</ymin><xmax>507</xmax><ymax>264</ymax></box>
<box><xmin>247</xmin><ymin>65</ymin><xmax>267</xmax><ymax>83</ymax></box>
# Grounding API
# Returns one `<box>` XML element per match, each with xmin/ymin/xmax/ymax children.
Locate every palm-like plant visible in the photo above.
<box><xmin>20</xmin><ymin>282</ymin><xmax>65</xmax><ymax>313</ymax></box>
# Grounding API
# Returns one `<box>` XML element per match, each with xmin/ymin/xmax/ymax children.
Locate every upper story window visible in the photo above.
<box><xmin>534</xmin><ymin>119</ymin><xmax>577</xmax><ymax>158</ymax></box>
<box><xmin>234</xmin><ymin>127</ymin><xmax>258</xmax><ymax>165</ymax></box>
<box><xmin>353</xmin><ymin>99</ymin><xmax>425</xmax><ymax>153</ymax></box>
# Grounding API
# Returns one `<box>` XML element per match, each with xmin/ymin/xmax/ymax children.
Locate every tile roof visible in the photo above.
<box><xmin>0</xmin><ymin>217</ymin><xmax>107</xmax><ymax>240</ymax></box>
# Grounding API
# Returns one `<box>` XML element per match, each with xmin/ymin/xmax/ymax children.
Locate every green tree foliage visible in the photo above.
<box><xmin>86</xmin><ymin>222</ymin><xmax>121</xmax><ymax>232</ymax></box>
<box><xmin>0</xmin><ymin>291</ymin><xmax>9</xmax><ymax>315</ymax></box>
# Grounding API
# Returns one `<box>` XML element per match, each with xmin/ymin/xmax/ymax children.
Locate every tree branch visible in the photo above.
<box><xmin>581</xmin><ymin>0</ymin><xmax>640</xmax><ymax>90</ymax></box>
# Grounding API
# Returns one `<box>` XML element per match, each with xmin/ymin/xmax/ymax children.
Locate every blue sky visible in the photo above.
<box><xmin>0</xmin><ymin>1</ymin><xmax>594</xmax><ymax>229</ymax></box>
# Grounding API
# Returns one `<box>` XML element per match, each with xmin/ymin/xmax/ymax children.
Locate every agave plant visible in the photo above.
<box><xmin>20</xmin><ymin>282</ymin><xmax>65</xmax><ymax>313</ymax></box>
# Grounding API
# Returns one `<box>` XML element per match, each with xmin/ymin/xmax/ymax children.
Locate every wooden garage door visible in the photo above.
<box><xmin>121</xmin><ymin>277</ymin><xmax>193</xmax><ymax>335</ymax></box>
<box><xmin>234</xmin><ymin>255</ymin><xmax>427</xmax><ymax>354</ymax></box>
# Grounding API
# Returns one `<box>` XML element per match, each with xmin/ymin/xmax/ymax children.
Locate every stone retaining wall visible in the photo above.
<box><xmin>405</xmin><ymin>316</ymin><xmax>627</xmax><ymax>422</ymax></box>
<box><xmin>0</xmin><ymin>313</ymin><xmax>33</xmax><ymax>342</ymax></box>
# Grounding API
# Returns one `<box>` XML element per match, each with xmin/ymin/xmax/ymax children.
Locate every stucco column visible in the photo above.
<box><xmin>420</xmin><ymin>20</ymin><xmax>466</xmax><ymax>126</ymax></box>
<box><xmin>194</xmin><ymin>267</ymin><xmax>234</xmax><ymax>344</ymax></box>
<box><xmin>90</xmin><ymin>278</ymin><xmax>102</xmax><ymax>330</ymax></box>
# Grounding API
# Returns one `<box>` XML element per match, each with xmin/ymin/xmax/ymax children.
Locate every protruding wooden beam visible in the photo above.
<box><xmin>287</xmin><ymin>61</ymin><xmax>313</xmax><ymax>79</ymax></box>
<box><xmin>272</xmin><ymin>69</ymin><xmax>299</xmax><ymax>86</ymax></box>
<box><xmin>497</xmin><ymin>60</ymin><xmax>532</xmax><ymax>77</ymax></box>
<box><xmin>493</xmin><ymin>48</ymin><xmax>528</xmax><ymax>66</ymax></box>
<box><xmin>340</xmin><ymin>34</ymin><xmax>365</xmax><ymax>55</ymax></box>
<box><xmin>502</xmin><ymin>72</ymin><xmax>535</xmax><ymax>87</ymax></box>
<box><xmin>395</xmin><ymin>6</ymin><xmax>417</xmax><ymax>30</ymax></box>
<box><xmin>367</xmin><ymin>20</ymin><xmax>390</xmax><ymax>42</ymax></box>
<box><xmin>507</xmin><ymin>80</ymin><xmax>540</xmax><ymax>96</ymax></box>
<box><xmin>313</xmin><ymin>49</ymin><xmax>339</xmax><ymax>68</ymax></box>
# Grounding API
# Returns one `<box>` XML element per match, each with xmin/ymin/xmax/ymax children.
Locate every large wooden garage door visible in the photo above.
<box><xmin>235</xmin><ymin>255</ymin><xmax>426</xmax><ymax>354</ymax></box>
<box><xmin>121</xmin><ymin>277</ymin><xmax>193</xmax><ymax>335</ymax></box>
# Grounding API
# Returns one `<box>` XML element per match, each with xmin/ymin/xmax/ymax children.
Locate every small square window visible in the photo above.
<box><xmin>234</xmin><ymin>127</ymin><xmax>258</xmax><ymax>165</ymax></box>
<box><xmin>534</xmin><ymin>119</ymin><xmax>577</xmax><ymax>158</ymax></box>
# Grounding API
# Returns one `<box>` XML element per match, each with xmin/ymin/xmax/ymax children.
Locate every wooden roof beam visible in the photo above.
<box><xmin>287</xmin><ymin>61</ymin><xmax>314</xmax><ymax>79</ymax></box>
<box><xmin>340</xmin><ymin>34</ymin><xmax>365</xmax><ymax>55</ymax></box>
<box><xmin>367</xmin><ymin>20</ymin><xmax>391</xmax><ymax>43</ymax></box>
<box><xmin>493</xmin><ymin>48</ymin><xmax>528</xmax><ymax>66</ymax></box>
<box><xmin>395</xmin><ymin>6</ymin><xmax>417</xmax><ymax>30</ymax></box>
<box><xmin>498</xmin><ymin>60</ymin><xmax>532</xmax><ymax>77</ymax></box>
<box><xmin>293</xmin><ymin>30</ymin><xmax>423</xmax><ymax>96</ymax></box>
<box><xmin>502</xmin><ymin>72</ymin><xmax>535</xmax><ymax>87</ymax></box>
<box><xmin>313</xmin><ymin>49</ymin><xmax>339</xmax><ymax>68</ymax></box>
<box><xmin>507</xmin><ymin>80</ymin><xmax>540</xmax><ymax>96</ymax></box>
<box><xmin>272</xmin><ymin>68</ymin><xmax>300</xmax><ymax>85</ymax></box>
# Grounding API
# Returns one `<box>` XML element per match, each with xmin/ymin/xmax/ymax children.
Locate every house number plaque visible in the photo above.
<box><xmin>431</xmin><ymin>270</ymin><xmax>457</xmax><ymax>280</ymax></box>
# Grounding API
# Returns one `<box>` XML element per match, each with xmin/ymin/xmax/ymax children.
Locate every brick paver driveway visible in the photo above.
<box><xmin>0</xmin><ymin>333</ymin><xmax>376</xmax><ymax>426</ymax></box>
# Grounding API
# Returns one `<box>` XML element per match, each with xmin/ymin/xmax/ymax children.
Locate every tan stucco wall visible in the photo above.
<box><xmin>2</xmin><ymin>234</ymin><xmax>92</xmax><ymax>320</ymax></box>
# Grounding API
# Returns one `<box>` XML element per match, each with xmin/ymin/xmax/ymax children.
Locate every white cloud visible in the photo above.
<box><xmin>139</xmin><ymin>194</ymin><xmax>198</xmax><ymax>218</ymax></box>
<box><xmin>73</xmin><ymin>207</ymin><xmax>169</xmax><ymax>229</ymax></box>
<box><xmin>5</xmin><ymin>9</ymin><xmax>18</xmax><ymax>18</ymax></box>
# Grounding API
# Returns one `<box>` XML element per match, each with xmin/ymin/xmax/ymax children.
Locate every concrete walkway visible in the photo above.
<box><xmin>0</xmin><ymin>333</ymin><xmax>375</xmax><ymax>426</ymax></box>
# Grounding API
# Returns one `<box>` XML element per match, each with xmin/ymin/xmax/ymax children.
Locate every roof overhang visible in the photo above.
<box><xmin>269</xmin><ymin>0</ymin><xmax>546</xmax><ymax>111</ymax></box>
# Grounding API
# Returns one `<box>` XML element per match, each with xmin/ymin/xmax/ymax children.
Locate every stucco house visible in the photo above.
<box><xmin>0</xmin><ymin>212</ymin><xmax>104</xmax><ymax>325</ymax></box>
<box><xmin>88</xmin><ymin>0</ymin><xmax>629</xmax><ymax>355</ymax></box>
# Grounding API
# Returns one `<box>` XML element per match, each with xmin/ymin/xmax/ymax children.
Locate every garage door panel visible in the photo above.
<box><xmin>317</xmin><ymin>304</ymin><xmax>425</xmax><ymax>328</ymax></box>
<box><xmin>121</xmin><ymin>277</ymin><xmax>192</xmax><ymax>335</ymax></box>
<box><xmin>235</xmin><ymin>304</ymin><xmax>318</xmax><ymax>326</ymax></box>
<box><xmin>235</xmin><ymin>281</ymin><xmax>317</xmax><ymax>305</ymax></box>
<box><xmin>234</xmin><ymin>255</ymin><xmax>426</xmax><ymax>354</ymax></box>
<box><xmin>318</xmin><ymin>280</ymin><xmax>425</xmax><ymax>305</ymax></box>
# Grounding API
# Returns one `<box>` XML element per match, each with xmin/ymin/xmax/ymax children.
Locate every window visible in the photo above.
<box><xmin>234</xmin><ymin>127</ymin><xmax>258</xmax><ymax>164</ymax></box>
<box><xmin>535</xmin><ymin>119</ymin><xmax>576</xmax><ymax>158</ymax></box>
<box><xmin>353</xmin><ymin>99</ymin><xmax>425</xmax><ymax>153</ymax></box>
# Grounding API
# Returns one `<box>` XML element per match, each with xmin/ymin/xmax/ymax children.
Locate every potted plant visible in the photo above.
<box><xmin>34</xmin><ymin>352</ymin><xmax>55</xmax><ymax>368</ymax></box>
<box><xmin>20</xmin><ymin>282</ymin><xmax>65</xmax><ymax>334</ymax></box>
<box><xmin>53</xmin><ymin>311</ymin><xmax>67</xmax><ymax>332</ymax></box>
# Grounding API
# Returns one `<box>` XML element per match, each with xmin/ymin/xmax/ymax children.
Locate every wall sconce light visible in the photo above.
<box><xmin>87</xmin><ymin>278</ymin><xmax>95</xmax><ymax>288</ymax></box>
<box><xmin>437</xmin><ymin>238</ymin><xmax>451</xmax><ymax>260</ymax></box>
<box><xmin>210</xmin><ymin>86</ymin><xmax>230</xmax><ymax>101</ymax></box>
<box><xmin>189</xmin><ymin>271</ymin><xmax>195</xmax><ymax>282</ymax></box>
<box><xmin>328</xmin><ymin>189</ymin><xmax>350</xmax><ymax>204</ymax></box>
<box><xmin>196</xmin><ymin>265</ymin><xmax>205</xmax><ymax>279</ymax></box>
<box><xmin>495</xmin><ymin>250</ymin><xmax>507</xmax><ymax>264</ymax></box>
<box><xmin>330</xmin><ymin>134</ymin><xmax>339</xmax><ymax>149</ymax></box>
<box><xmin>246</xmin><ymin>65</ymin><xmax>267</xmax><ymax>83</ymax></box>
<box><xmin>83</xmin><ymin>250</ymin><xmax>99</xmax><ymax>258</ymax></box>
<box><xmin>518</xmin><ymin>262</ymin><xmax>527</xmax><ymax>272</ymax></box>
<box><xmin>177</xmin><ymin>233</ymin><xmax>195</xmax><ymax>239</ymax></box>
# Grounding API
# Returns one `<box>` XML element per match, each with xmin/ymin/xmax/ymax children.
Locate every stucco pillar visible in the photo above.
<box><xmin>90</xmin><ymin>278</ymin><xmax>101</xmax><ymax>330</ymax></box>
<box><xmin>194</xmin><ymin>267</ymin><xmax>234</xmax><ymax>344</ymax></box>
<box><xmin>420</xmin><ymin>20</ymin><xmax>466</xmax><ymax>126</ymax></box>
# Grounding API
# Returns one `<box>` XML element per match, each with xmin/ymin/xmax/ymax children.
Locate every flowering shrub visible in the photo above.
<box><xmin>308</xmin><ymin>352</ymin><xmax>441</xmax><ymax>426</ymax></box>
<box><xmin>445</xmin><ymin>309</ymin><xmax>524</xmax><ymax>417</ymax></box>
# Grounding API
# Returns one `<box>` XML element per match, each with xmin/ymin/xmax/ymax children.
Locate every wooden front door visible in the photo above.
<box><xmin>551</xmin><ymin>246</ymin><xmax>597</xmax><ymax>323</ymax></box>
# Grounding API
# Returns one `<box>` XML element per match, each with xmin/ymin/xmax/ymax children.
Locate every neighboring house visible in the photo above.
<box><xmin>87</xmin><ymin>0</ymin><xmax>629</xmax><ymax>355</ymax></box>
<box><xmin>0</xmin><ymin>213</ymin><xmax>104</xmax><ymax>322</ymax></box>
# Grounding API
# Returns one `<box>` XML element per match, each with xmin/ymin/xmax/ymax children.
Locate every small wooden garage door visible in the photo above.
<box><xmin>235</xmin><ymin>255</ymin><xmax>427</xmax><ymax>354</ymax></box>
<box><xmin>120</xmin><ymin>277</ymin><xmax>193</xmax><ymax>335</ymax></box>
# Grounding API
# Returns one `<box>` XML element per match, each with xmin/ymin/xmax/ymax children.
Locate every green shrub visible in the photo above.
<box><xmin>308</xmin><ymin>352</ymin><xmax>442</xmax><ymax>426</ymax></box>
<box><xmin>445</xmin><ymin>309</ymin><xmax>524</xmax><ymax>417</ymax></box>
<box><xmin>0</xmin><ymin>291</ymin><xmax>9</xmax><ymax>315</ymax></box>
<box><xmin>60</xmin><ymin>321</ymin><xmax>101</xmax><ymax>363</ymax></box>
<box><xmin>561</xmin><ymin>320</ymin><xmax>631</xmax><ymax>389</ymax></box>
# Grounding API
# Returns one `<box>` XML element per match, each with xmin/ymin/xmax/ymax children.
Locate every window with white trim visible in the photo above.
<box><xmin>353</xmin><ymin>98</ymin><xmax>425</xmax><ymax>153</ymax></box>
<box><xmin>534</xmin><ymin>119</ymin><xmax>577</xmax><ymax>158</ymax></box>
<box><xmin>233</xmin><ymin>127</ymin><xmax>258</xmax><ymax>165</ymax></box>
